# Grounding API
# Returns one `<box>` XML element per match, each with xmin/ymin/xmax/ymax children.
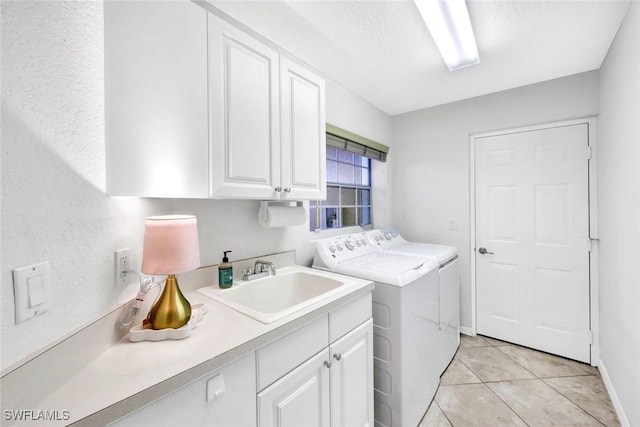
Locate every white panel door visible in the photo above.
<box><xmin>258</xmin><ymin>349</ymin><xmax>331</xmax><ymax>427</ymax></box>
<box><xmin>280</xmin><ymin>57</ymin><xmax>326</xmax><ymax>200</ymax></box>
<box><xmin>329</xmin><ymin>320</ymin><xmax>374</xmax><ymax>427</ymax></box>
<box><xmin>475</xmin><ymin>124</ymin><xmax>591</xmax><ymax>363</ymax></box>
<box><xmin>208</xmin><ymin>12</ymin><xmax>280</xmax><ymax>199</ymax></box>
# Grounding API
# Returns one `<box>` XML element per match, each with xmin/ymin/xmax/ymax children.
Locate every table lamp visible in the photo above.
<box><xmin>141</xmin><ymin>215</ymin><xmax>200</xmax><ymax>330</ymax></box>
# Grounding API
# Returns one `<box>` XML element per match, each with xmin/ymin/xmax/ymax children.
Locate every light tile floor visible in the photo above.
<box><xmin>419</xmin><ymin>335</ymin><xmax>620</xmax><ymax>427</ymax></box>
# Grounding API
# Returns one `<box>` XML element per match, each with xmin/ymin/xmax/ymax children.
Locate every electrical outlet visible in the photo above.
<box><xmin>114</xmin><ymin>248</ymin><xmax>130</xmax><ymax>286</ymax></box>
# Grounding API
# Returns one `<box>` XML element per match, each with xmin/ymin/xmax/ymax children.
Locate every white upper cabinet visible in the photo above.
<box><xmin>105</xmin><ymin>2</ymin><xmax>326</xmax><ymax>200</ymax></box>
<box><xmin>208</xmin><ymin>13</ymin><xmax>280</xmax><ymax>199</ymax></box>
<box><xmin>105</xmin><ymin>0</ymin><xmax>209</xmax><ymax>198</ymax></box>
<box><xmin>280</xmin><ymin>58</ymin><xmax>327</xmax><ymax>200</ymax></box>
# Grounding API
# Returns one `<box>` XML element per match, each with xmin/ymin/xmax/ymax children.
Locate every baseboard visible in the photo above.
<box><xmin>598</xmin><ymin>359</ymin><xmax>630</xmax><ymax>427</ymax></box>
<box><xmin>460</xmin><ymin>326</ymin><xmax>474</xmax><ymax>336</ymax></box>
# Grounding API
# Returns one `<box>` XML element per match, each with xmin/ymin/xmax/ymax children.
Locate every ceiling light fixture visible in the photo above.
<box><xmin>414</xmin><ymin>0</ymin><xmax>480</xmax><ymax>71</ymax></box>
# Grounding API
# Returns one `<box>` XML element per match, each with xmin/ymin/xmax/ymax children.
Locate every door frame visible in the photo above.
<box><xmin>468</xmin><ymin>117</ymin><xmax>599</xmax><ymax>365</ymax></box>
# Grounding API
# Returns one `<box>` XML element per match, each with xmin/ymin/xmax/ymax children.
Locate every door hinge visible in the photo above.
<box><xmin>588</xmin><ymin>330</ymin><xmax>593</xmax><ymax>344</ymax></box>
<box><xmin>586</xmin><ymin>146</ymin><xmax>592</xmax><ymax>160</ymax></box>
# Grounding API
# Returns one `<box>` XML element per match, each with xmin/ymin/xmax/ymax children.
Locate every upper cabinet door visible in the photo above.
<box><xmin>105</xmin><ymin>0</ymin><xmax>209</xmax><ymax>198</ymax></box>
<box><xmin>208</xmin><ymin>12</ymin><xmax>280</xmax><ymax>199</ymax></box>
<box><xmin>280</xmin><ymin>57</ymin><xmax>327</xmax><ymax>200</ymax></box>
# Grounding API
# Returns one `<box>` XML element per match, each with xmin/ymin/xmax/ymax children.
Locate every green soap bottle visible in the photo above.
<box><xmin>218</xmin><ymin>250</ymin><xmax>233</xmax><ymax>289</ymax></box>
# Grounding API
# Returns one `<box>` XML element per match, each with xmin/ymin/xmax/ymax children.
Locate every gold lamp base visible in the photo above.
<box><xmin>145</xmin><ymin>274</ymin><xmax>192</xmax><ymax>330</ymax></box>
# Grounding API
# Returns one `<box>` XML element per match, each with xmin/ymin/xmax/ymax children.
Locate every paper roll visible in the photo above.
<box><xmin>259</xmin><ymin>204</ymin><xmax>307</xmax><ymax>228</ymax></box>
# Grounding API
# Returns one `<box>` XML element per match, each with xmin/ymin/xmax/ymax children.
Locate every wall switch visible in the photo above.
<box><xmin>13</xmin><ymin>262</ymin><xmax>50</xmax><ymax>324</ymax></box>
<box><xmin>114</xmin><ymin>248</ymin><xmax>130</xmax><ymax>286</ymax></box>
<box><xmin>448</xmin><ymin>218</ymin><xmax>458</xmax><ymax>230</ymax></box>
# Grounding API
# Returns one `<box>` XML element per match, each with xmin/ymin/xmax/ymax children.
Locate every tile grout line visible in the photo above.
<box><xmin>459</xmin><ymin>337</ymin><xmax>538</xmax><ymax>426</ymax></box>
<box><xmin>541</xmin><ymin>377</ymin><xmax>610</xmax><ymax>427</ymax></box>
<box><xmin>491</xmin><ymin>343</ymin><xmax>540</xmax><ymax>379</ymax></box>
<box><xmin>481</xmin><ymin>336</ymin><xmax>608</xmax><ymax>427</ymax></box>
<box><xmin>434</xmin><ymin>399</ymin><xmax>454</xmax><ymax>427</ymax></box>
<box><xmin>482</xmin><ymin>381</ymin><xmax>532</xmax><ymax>427</ymax></box>
<box><xmin>443</xmin><ymin>344</ymin><xmax>532</xmax><ymax>427</ymax></box>
<box><xmin>458</xmin><ymin>340</ymin><xmax>538</xmax><ymax>382</ymax></box>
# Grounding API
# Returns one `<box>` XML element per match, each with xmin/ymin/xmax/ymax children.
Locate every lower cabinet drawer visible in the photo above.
<box><xmin>256</xmin><ymin>315</ymin><xmax>329</xmax><ymax>391</ymax></box>
<box><xmin>329</xmin><ymin>293</ymin><xmax>372</xmax><ymax>343</ymax></box>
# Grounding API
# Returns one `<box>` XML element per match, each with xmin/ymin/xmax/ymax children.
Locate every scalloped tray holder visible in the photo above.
<box><xmin>129</xmin><ymin>303</ymin><xmax>208</xmax><ymax>343</ymax></box>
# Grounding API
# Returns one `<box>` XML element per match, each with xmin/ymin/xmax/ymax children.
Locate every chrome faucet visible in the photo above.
<box><xmin>242</xmin><ymin>260</ymin><xmax>277</xmax><ymax>281</ymax></box>
<box><xmin>254</xmin><ymin>260</ymin><xmax>276</xmax><ymax>276</ymax></box>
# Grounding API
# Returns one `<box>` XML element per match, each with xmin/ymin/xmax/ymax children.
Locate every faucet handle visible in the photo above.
<box><xmin>242</xmin><ymin>267</ymin><xmax>253</xmax><ymax>280</ymax></box>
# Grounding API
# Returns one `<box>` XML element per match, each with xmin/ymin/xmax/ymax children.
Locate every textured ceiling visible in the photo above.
<box><xmin>211</xmin><ymin>0</ymin><xmax>632</xmax><ymax>116</ymax></box>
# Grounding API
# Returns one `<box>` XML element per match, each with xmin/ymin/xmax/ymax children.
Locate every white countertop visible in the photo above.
<box><xmin>22</xmin><ymin>266</ymin><xmax>372</xmax><ymax>426</ymax></box>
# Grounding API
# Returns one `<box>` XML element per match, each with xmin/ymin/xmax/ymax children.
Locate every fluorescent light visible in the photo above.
<box><xmin>414</xmin><ymin>0</ymin><xmax>480</xmax><ymax>71</ymax></box>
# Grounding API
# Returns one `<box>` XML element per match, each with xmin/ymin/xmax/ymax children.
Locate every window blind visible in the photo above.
<box><xmin>326</xmin><ymin>124</ymin><xmax>389</xmax><ymax>162</ymax></box>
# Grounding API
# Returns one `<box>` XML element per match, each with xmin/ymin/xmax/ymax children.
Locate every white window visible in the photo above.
<box><xmin>309</xmin><ymin>146</ymin><xmax>372</xmax><ymax>230</ymax></box>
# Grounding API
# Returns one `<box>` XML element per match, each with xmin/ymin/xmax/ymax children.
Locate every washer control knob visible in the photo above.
<box><xmin>362</xmin><ymin>239</ymin><xmax>368</xmax><ymax>246</ymax></box>
<box><xmin>384</xmin><ymin>232</ymin><xmax>392</xmax><ymax>240</ymax></box>
<box><xmin>345</xmin><ymin>241</ymin><xmax>355</xmax><ymax>250</ymax></box>
<box><xmin>329</xmin><ymin>245</ymin><xmax>336</xmax><ymax>253</ymax></box>
<box><xmin>337</xmin><ymin>244</ymin><xmax>344</xmax><ymax>251</ymax></box>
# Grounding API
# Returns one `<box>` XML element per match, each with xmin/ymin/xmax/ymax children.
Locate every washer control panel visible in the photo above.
<box><xmin>314</xmin><ymin>232</ymin><xmax>378</xmax><ymax>268</ymax></box>
<box><xmin>365</xmin><ymin>229</ymin><xmax>403</xmax><ymax>248</ymax></box>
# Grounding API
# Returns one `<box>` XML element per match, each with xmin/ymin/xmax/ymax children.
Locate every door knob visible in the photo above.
<box><xmin>333</xmin><ymin>353</ymin><xmax>342</xmax><ymax>361</ymax></box>
<box><xmin>324</xmin><ymin>360</ymin><xmax>332</xmax><ymax>368</ymax></box>
<box><xmin>478</xmin><ymin>247</ymin><xmax>494</xmax><ymax>255</ymax></box>
<box><xmin>283</xmin><ymin>187</ymin><xmax>292</xmax><ymax>193</ymax></box>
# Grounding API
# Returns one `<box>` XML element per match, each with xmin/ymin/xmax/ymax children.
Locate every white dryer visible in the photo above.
<box><xmin>366</xmin><ymin>229</ymin><xmax>460</xmax><ymax>375</ymax></box>
<box><xmin>313</xmin><ymin>232</ymin><xmax>440</xmax><ymax>427</ymax></box>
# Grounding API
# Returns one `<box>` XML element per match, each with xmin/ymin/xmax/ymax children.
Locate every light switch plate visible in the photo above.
<box><xmin>13</xmin><ymin>261</ymin><xmax>50</xmax><ymax>324</ymax></box>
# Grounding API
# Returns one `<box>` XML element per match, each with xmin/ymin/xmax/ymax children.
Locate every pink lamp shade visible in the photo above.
<box><xmin>141</xmin><ymin>215</ymin><xmax>200</xmax><ymax>275</ymax></box>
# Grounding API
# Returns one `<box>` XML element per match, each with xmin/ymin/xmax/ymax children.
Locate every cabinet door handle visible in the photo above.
<box><xmin>333</xmin><ymin>353</ymin><xmax>342</xmax><ymax>361</ymax></box>
<box><xmin>274</xmin><ymin>187</ymin><xmax>282</xmax><ymax>192</ymax></box>
<box><xmin>324</xmin><ymin>360</ymin><xmax>332</xmax><ymax>368</ymax></box>
<box><xmin>283</xmin><ymin>187</ymin><xmax>292</xmax><ymax>193</ymax></box>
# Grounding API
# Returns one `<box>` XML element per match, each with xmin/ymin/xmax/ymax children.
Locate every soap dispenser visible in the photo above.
<box><xmin>218</xmin><ymin>251</ymin><xmax>233</xmax><ymax>289</ymax></box>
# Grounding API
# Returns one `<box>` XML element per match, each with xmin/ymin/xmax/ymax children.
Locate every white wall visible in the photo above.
<box><xmin>597</xmin><ymin>2</ymin><xmax>640</xmax><ymax>425</ymax></box>
<box><xmin>391</xmin><ymin>71</ymin><xmax>600</xmax><ymax>330</ymax></box>
<box><xmin>0</xmin><ymin>1</ymin><xmax>391</xmax><ymax>371</ymax></box>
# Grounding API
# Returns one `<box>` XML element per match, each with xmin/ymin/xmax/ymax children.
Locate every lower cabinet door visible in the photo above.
<box><xmin>329</xmin><ymin>319</ymin><xmax>374</xmax><ymax>427</ymax></box>
<box><xmin>258</xmin><ymin>349</ymin><xmax>331</xmax><ymax>427</ymax></box>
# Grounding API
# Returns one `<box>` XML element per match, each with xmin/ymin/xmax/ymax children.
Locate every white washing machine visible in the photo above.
<box><xmin>313</xmin><ymin>232</ymin><xmax>441</xmax><ymax>427</ymax></box>
<box><xmin>365</xmin><ymin>229</ymin><xmax>460</xmax><ymax>376</ymax></box>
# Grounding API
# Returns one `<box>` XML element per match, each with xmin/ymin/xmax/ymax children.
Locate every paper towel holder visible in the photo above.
<box><xmin>260</xmin><ymin>200</ymin><xmax>303</xmax><ymax>209</ymax></box>
<box><xmin>258</xmin><ymin>201</ymin><xmax>306</xmax><ymax>228</ymax></box>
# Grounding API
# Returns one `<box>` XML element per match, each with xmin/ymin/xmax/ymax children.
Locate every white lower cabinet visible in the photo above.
<box><xmin>111</xmin><ymin>294</ymin><xmax>373</xmax><ymax>427</ymax></box>
<box><xmin>258</xmin><ymin>349</ymin><xmax>331</xmax><ymax>427</ymax></box>
<box><xmin>258</xmin><ymin>318</ymin><xmax>374</xmax><ymax>427</ymax></box>
<box><xmin>329</xmin><ymin>320</ymin><xmax>374</xmax><ymax>427</ymax></box>
<box><xmin>109</xmin><ymin>352</ymin><xmax>256</xmax><ymax>427</ymax></box>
